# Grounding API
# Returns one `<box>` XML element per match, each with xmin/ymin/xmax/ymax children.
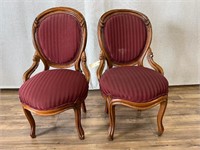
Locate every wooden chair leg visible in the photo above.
<box><xmin>105</xmin><ymin>101</ymin><xmax>108</xmax><ymax>114</ymax></box>
<box><xmin>81</xmin><ymin>101</ymin><xmax>87</xmax><ymax>113</ymax></box>
<box><xmin>157</xmin><ymin>99</ymin><xmax>168</xmax><ymax>136</ymax></box>
<box><xmin>74</xmin><ymin>106</ymin><xmax>85</xmax><ymax>140</ymax></box>
<box><xmin>23</xmin><ymin>108</ymin><xmax>36</xmax><ymax>138</ymax></box>
<box><xmin>108</xmin><ymin>104</ymin><xmax>115</xmax><ymax>141</ymax></box>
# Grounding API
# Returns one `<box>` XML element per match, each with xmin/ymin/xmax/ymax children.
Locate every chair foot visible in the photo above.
<box><xmin>30</xmin><ymin>133</ymin><xmax>36</xmax><ymax>138</ymax></box>
<box><xmin>74</xmin><ymin>106</ymin><xmax>85</xmax><ymax>140</ymax></box>
<box><xmin>108</xmin><ymin>126</ymin><xmax>114</xmax><ymax>141</ymax></box>
<box><xmin>157</xmin><ymin>99</ymin><xmax>168</xmax><ymax>136</ymax></box>
<box><xmin>108</xmin><ymin>134</ymin><xmax>114</xmax><ymax>141</ymax></box>
<box><xmin>23</xmin><ymin>108</ymin><xmax>36</xmax><ymax>138</ymax></box>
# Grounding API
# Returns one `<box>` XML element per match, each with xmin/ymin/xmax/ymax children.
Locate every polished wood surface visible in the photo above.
<box><xmin>0</xmin><ymin>85</ymin><xmax>200</xmax><ymax>149</ymax></box>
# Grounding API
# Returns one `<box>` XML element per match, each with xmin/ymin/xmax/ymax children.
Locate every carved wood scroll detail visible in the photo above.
<box><xmin>33</xmin><ymin>18</ymin><xmax>39</xmax><ymax>29</ymax></box>
<box><xmin>99</xmin><ymin>19</ymin><xmax>105</xmax><ymax>28</ymax></box>
<box><xmin>147</xmin><ymin>48</ymin><xmax>164</xmax><ymax>75</ymax></box>
<box><xmin>142</xmin><ymin>16</ymin><xmax>150</xmax><ymax>27</ymax></box>
<box><xmin>23</xmin><ymin>52</ymin><xmax>40</xmax><ymax>82</ymax></box>
<box><xmin>97</xmin><ymin>50</ymin><xmax>105</xmax><ymax>80</ymax></box>
<box><xmin>80</xmin><ymin>19</ymin><xmax>85</xmax><ymax>27</ymax></box>
<box><xmin>81</xmin><ymin>51</ymin><xmax>90</xmax><ymax>82</ymax></box>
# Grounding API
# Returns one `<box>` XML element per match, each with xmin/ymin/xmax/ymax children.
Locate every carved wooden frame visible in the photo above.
<box><xmin>97</xmin><ymin>9</ymin><xmax>168</xmax><ymax>140</ymax></box>
<box><xmin>21</xmin><ymin>7</ymin><xmax>90</xmax><ymax>140</ymax></box>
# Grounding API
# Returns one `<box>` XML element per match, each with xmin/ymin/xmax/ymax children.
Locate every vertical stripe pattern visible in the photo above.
<box><xmin>104</xmin><ymin>14</ymin><xmax>147</xmax><ymax>63</ymax></box>
<box><xmin>19</xmin><ymin>70</ymin><xmax>88</xmax><ymax>110</ymax></box>
<box><xmin>100</xmin><ymin>66</ymin><xmax>168</xmax><ymax>103</ymax></box>
<box><xmin>37</xmin><ymin>13</ymin><xmax>81</xmax><ymax>64</ymax></box>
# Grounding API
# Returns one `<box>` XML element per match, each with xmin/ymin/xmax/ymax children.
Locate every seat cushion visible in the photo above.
<box><xmin>19</xmin><ymin>69</ymin><xmax>88</xmax><ymax>110</ymax></box>
<box><xmin>100</xmin><ymin>66</ymin><xmax>168</xmax><ymax>103</ymax></box>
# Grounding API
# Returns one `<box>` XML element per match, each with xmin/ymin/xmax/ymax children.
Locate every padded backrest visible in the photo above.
<box><xmin>33</xmin><ymin>7</ymin><xmax>86</xmax><ymax>67</ymax></box>
<box><xmin>100</xmin><ymin>10</ymin><xmax>149</xmax><ymax>64</ymax></box>
<box><xmin>37</xmin><ymin>13</ymin><xmax>81</xmax><ymax>64</ymax></box>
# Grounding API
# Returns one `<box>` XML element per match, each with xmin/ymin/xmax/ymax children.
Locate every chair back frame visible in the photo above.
<box><xmin>33</xmin><ymin>7</ymin><xmax>87</xmax><ymax>69</ymax></box>
<box><xmin>98</xmin><ymin>9</ymin><xmax>152</xmax><ymax>67</ymax></box>
<box><xmin>24</xmin><ymin>7</ymin><xmax>90</xmax><ymax>82</ymax></box>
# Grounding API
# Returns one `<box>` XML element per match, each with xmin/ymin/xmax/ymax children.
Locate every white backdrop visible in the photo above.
<box><xmin>0</xmin><ymin>0</ymin><xmax>200</xmax><ymax>89</ymax></box>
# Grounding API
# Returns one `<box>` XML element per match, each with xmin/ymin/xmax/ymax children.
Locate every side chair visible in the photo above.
<box><xmin>19</xmin><ymin>7</ymin><xmax>90</xmax><ymax>140</ymax></box>
<box><xmin>97</xmin><ymin>9</ymin><xmax>168</xmax><ymax>140</ymax></box>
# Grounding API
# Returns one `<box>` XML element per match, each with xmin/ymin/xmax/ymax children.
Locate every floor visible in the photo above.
<box><xmin>0</xmin><ymin>85</ymin><xmax>200</xmax><ymax>150</ymax></box>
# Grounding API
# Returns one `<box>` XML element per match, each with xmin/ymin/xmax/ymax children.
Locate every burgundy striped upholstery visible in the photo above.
<box><xmin>19</xmin><ymin>69</ymin><xmax>88</xmax><ymax>110</ymax></box>
<box><xmin>103</xmin><ymin>14</ymin><xmax>147</xmax><ymax>63</ymax></box>
<box><xmin>37</xmin><ymin>13</ymin><xmax>81</xmax><ymax>64</ymax></box>
<box><xmin>100</xmin><ymin>66</ymin><xmax>168</xmax><ymax>103</ymax></box>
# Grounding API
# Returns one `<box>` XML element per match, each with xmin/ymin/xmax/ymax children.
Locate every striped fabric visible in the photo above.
<box><xmin>104</xmin><ymin>14</ymin><xmax>147</xmax><ymax>63</ymax></box>
<box><xmin>19</xmin><ymin>70</ymin><xmax>88</xmax><ymax>110</ymax></box>
<box><xmin>37</xmin><ymin>13</ymin><xmax>81</xmax><ymax>64</ymax></box>
<box><xmin>100</xmin><ymin>66</ymin><xmax>168</xmax><ymax>103</ymax></box>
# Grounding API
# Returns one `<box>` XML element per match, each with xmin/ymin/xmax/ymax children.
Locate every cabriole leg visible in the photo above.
<box><xmin>157</xmin><ymin>99</ymin><xmax>168</xmax><ymax>136</ymax></box>
<box><xmin>108</xmin><ymin>104</ymin><xmax>116</xmax><ymax>140</ymax></box>
<box><xmin>74</xmin><ymin>106</ymin><xmax>85</xmax><ymax>140</ymax></box>
<box><xmin>23</xmin><ymin>107</ymin><xmax>36</xmax><ymax>138</ymax></box>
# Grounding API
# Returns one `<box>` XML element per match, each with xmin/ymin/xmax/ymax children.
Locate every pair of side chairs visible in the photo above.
<box><xmin>19</xmin><ymin>7</ymin><xmax>168</xmax><ymax>140</ymax></box>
